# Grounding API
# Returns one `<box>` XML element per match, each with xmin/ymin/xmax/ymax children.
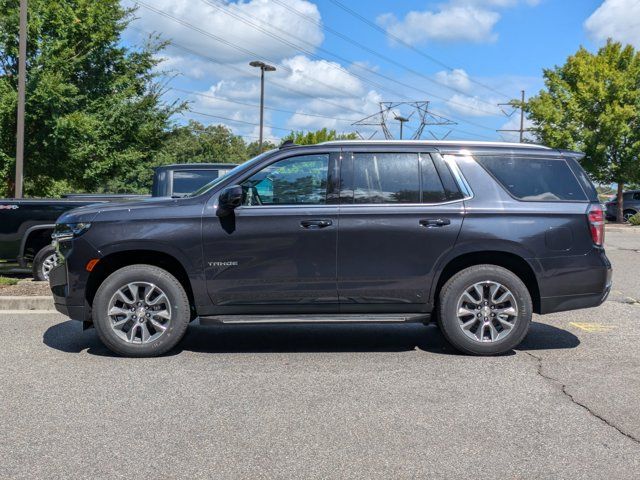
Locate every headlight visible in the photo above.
<box><xmin>52</xmin><ymin>223</ymin><xmax>92</xmax><ymax>240</ymax></box>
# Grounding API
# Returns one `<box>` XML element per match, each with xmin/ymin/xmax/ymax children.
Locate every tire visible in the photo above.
<box><xmin>32</xmin><ymin>244</ymin><xmax>58</xmax><ymax>281</ymax></box>
<box><xmin>92</xmin><ymin>264</ymin><xmax>190</xmax><ymax>357</ymax></box>
<box><xmin>623</xmin><ymin>210</ymin><xmax>637</xmax><ymax>222</ymax></box>
<box><xmin>437</xmin><ymin>265</ymin><xmax>532</xmax><ymax>356</ymax></box>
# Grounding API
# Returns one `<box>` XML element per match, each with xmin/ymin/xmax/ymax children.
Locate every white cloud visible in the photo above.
<box><xmin>435</xmin><ymin>69</ymin><xmax>473</xmax><ymax>93</ymax></box>
<box><xmin>377</xmin><ymin>6</ymin><xmax>500</xmax><ymax>44</ymax></box>
<box><xmin>278</xmin><ymin>55</ymin><xmax>365</xmax><ymax>98</ymax></box>
<box><xmin>376</xmin><ymin>0</ymin><xmax>541</xmax><ymax>45</ymax></box>
<box><xmin>125</xmin><ymin>0</ymin><xmax>324</xmax><ymax>62</ymax></box>
<box><xmin>447</xmin><ymin>93</ymin><xmax>501</xmax><ymax>116</ymax></box>
<box><xmin>584</xmin><ymin>0</ymin><xmax>640</xmax><ymax>48</ymax></box>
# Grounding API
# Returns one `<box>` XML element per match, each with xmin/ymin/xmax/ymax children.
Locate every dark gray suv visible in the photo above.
<box><xmin>605</xmin><ymin>190</ymin><xmax>640</xmax><ymax>222</ymax></box>
<box><xmin>49</xmin><ymin>141</ymin><xmax>611</xmax><ymax>357</ymax></box>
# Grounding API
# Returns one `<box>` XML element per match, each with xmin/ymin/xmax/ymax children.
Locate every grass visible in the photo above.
<box><xmin>0</xmin><ymin>276</ymin><xmax>19</xmax><ymax>286</ymax></box>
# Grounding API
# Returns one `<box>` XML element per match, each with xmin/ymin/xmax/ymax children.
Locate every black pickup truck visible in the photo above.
<box><xmin>0</xmin><ymin>163</ymin><xmax>236</xmax><ymax>280</ymax></box>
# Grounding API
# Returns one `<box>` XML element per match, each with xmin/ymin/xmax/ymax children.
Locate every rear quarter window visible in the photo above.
<box><xmin>474</xmin><ymin>155</ymin><xmax>587</xmax><ymax>202</ymax></box>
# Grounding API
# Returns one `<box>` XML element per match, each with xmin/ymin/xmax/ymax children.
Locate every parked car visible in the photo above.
<box><xmin>605</xmin><ymin>190</ymin><xmax>640</xmax><ymax>222</ymax></box>
<box><xmin>49</xmin><ymin>140</ymin><xmax>611</xmax><ymax>357</ymax></box>
<box><xmin>0</xmin><ymin>163</ymin><xmax>236</xmax><ymax>280</ymax></box>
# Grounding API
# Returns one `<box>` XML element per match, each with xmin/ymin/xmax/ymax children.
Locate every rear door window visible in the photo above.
<box><xmin>350</xmin><ymin>152</ymin><xmax>421</xmax><ymax>204</ymax></box>
<box><xmin>475</xmin><ymin>156</ymin><xmax>587</xmax><ymax>201</ymax></box>
<box><xmin>340</xmin><ymin>152</ymin><xmax>463</xmax><ymax>204</ymax></box>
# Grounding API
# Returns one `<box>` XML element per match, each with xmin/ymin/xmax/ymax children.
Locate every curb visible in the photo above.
<box><xmin>0</xmin><ymin>296</ymin><xmax>56</xmax><ymax>311</ymax></box>
<box><xmin>606</xmin><ymin>226</ymin><xmax>640</xmax><ymax>233</ymax></box>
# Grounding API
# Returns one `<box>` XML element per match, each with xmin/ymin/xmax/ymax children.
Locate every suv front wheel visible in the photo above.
<box><xmin>438</xmin><ymin>265</ymin><xmax>532</xmax><ymax>355</ymax></box>
<box><xmin>93</xmin><ymin>265</ymin><xmax>190</xmax><ymax>357</ymax></box>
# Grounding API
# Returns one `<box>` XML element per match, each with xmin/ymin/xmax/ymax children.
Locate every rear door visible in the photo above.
<box><xmin>337</xmin><ymin>148</ymin><xmax>465</xmax><ymax>312</ymax></box>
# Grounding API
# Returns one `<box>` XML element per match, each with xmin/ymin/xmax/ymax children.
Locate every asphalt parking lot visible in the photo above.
<box><xmin>1</xmin><ymin>230</ymin><xmax>639</xmax><ymax>479</ymax></box>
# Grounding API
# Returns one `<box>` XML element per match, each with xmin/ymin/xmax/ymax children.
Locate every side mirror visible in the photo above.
<box><xmin>217</xmin><ymin>185</ymin><xmax>243</xmax><ymax>217</ymax></box>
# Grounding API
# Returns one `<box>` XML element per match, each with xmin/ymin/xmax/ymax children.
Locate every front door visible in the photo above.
<box><xmin>337</xmin><ymin>150</ymin><xmax>465</xmax><ymax>312</ymax></box>
<box><xmin>202</xmin><ymin>151</ymin><xmax>339</xmax><ymax>313</ymax></box>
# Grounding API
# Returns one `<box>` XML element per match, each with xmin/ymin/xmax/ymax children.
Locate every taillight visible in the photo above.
<box><xmin>588</xmin><ymin>204</ymin><xmax>604</xmax><ymax>246</ymax></box>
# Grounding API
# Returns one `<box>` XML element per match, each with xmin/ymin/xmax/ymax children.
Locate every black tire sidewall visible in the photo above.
<box><xmin>32</xmin><ymin>245</ymin><xmax>57</xmax><ymax>281</ymax></box>
<box><xmin>93</xmin><ymin>265</ymin><xmax>190</xmax><ymax>357</ymax></box>
<box><xmin>438</xmin><ymin>265</ymin><xmax>532</xmax><ymax>355</ymax></box>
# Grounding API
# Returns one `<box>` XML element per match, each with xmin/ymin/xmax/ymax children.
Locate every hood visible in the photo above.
<box><xmin>57</xmin><ymin>196</ymin><xmax>185</xmax><ymax>224</ymax></box>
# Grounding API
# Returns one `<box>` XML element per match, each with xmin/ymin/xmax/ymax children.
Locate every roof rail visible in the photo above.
<box><xmin>279</xmin><ymin>139</ymin><xmax>298</xmax><ymax>149</ymax></box>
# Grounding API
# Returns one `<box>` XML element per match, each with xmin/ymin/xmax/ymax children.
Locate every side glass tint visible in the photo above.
<box><xmin>240</xmin><ymin>154</ymin><xmax>329</xmax><ymax>205</ymax></box>
<box><xmin>475</xmin><ymin>155</ymin><xmax>587</xmax><ymax>201</ymax></box>
<box><xmin>351</xmin><ymin>153</ymin><xmax>420</xmax><ymax>204</ymax></box>
<box><xmin>420</xmin><ymin>154</ymin><xmax>449</xmax><ymax>203</ymax></box>
<box><xmin>172</xmin><ymin>170</ymin><xmax>219</xmax><ymax>196</ymax></box>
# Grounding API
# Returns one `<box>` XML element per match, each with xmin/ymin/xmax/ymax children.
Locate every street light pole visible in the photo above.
<box><xmin>394</xmin><ymin>115</ymin><xmax>409</xmax><ymax>140</ymax></box>
<box><xmin>249</xmin><ymin>61</ymin><xmax>276</xmax><ymax>152</ymax></box>
<box><xmin>15</xmin><ymin>0</ymin><xmax>28</xmax><ymax>198</ymax></box>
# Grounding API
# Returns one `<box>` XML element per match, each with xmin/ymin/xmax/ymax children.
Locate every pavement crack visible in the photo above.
<box><xmin>523</xmin><ymin>351</ymin><xmax>640</xmax><ymax>446</ymax></box>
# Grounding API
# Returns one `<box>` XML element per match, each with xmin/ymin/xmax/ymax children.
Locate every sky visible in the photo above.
<box><xmin>121</xmin><ymin>0</ymin><xmax>640</xmax><ymax>144</ymax></box>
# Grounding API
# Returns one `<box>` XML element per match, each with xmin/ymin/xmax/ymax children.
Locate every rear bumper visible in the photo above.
<box><xmin>538</xmin><ymin>250</ymin><xmax>612</xmax><ymax>314</ymax></box>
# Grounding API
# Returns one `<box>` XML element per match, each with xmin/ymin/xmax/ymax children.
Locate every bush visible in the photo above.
<box><xmin>628</xmin><ymin>213</ymin><xmax>640</xmax><ymax>226</ymax></box>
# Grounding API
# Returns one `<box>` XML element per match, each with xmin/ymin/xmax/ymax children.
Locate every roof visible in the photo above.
<box><xmin>316</xmin><ymin>140</ymin><xmax>551</xmax><ymax>149</ymax></box>
<box><xmin>154</xmin><ymin>163</ymin><xmax>238</xmax><ymax>171</ymax></box>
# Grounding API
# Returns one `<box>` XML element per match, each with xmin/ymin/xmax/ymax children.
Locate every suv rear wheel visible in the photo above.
<box><xmin>93</xmin><ymin>265</ymin><xmax>190</xmax><ymax>357</ymax></box>
<box><xmin>438</xmin><ymin>265</ymin><xmax>532</xmax><ymax>355</ymax></box>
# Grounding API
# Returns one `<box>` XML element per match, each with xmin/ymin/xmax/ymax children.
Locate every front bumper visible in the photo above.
<box><xmin>49</xmin><ymin>235</ymin><xmax>98</xmax><ymax>322</ymax></box>
<box><xmin>49</xmin><ymin>262</ymin><xmax>91</xmax><ymax>322</ymax></box>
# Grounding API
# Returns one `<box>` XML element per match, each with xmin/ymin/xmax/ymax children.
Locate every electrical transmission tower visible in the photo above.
<box><xmin>352</xmin><ymin>101</ymin><xmax>456</xmax><ymax>140</ymax></box>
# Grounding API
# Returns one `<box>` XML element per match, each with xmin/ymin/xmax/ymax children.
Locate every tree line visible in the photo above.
<box><xmin>1</xmin><ymin>1</ymin><xmax>639</xmax><ymax>220</ymax></box>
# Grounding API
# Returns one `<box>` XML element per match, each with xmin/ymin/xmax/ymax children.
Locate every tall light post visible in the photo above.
<box><xmin>15</xmin><ymin>0</ymin><xmax>28</xmax><ymax>198</ymax></box>
<box><xmin>394</xmin><ymin>115</ymin><xmax>410</xmax><ymax>140</ymax></box>
<box><xmin>249</xmin><ymin>60</ymin><xmax>276</xmax><ymax>152</ymax></box>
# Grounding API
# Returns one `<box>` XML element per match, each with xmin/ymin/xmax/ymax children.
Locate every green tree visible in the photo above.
<box><xmin>155</xmin><ymin>121</ymin><xmax>249</xmax><ymax>164</ymax></box>
<box><xmin>524</xmin><ymin>40</ymin><xmax>640</xmax><ymax>222</ymax></box>
<box><xmin>0</xmin><ymin>0</ymin><xmax>183</xmax><ymax>196</ymax></box>
<box><xmin>282</xmin><ymin>127</ymin><xmax>358</xmax><ymax>145</ymax></box>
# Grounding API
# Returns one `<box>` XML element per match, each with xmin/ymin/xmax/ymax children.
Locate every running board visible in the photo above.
<box><xmin>199</xmin><ymin>313</ymin><xmax>430</xmax><ymax>325</ymax></box>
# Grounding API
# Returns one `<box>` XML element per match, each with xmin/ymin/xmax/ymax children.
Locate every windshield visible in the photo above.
<box><xmin>188</xmin><ymin>150</ymin><xmax>275</xmax><ymax>197</ymax></box>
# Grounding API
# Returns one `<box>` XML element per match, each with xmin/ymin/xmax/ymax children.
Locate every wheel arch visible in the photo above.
<box><xmin>85</xmin><ymin>249</ymin><xmax>197</xmax><ymax>317</ymax></box>
<box><xmin>432</xmin><ymin>250</ymin><xmax>541</xmax><ymax>314</ymax></box>
<box><xmin>19</xmin><ymin>225</ymin><xmax>55</xmax><ymax>264</ymax></box>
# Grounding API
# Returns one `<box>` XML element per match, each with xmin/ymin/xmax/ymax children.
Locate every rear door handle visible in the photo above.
<box><xmin>419</xmin><ymin>218</ymin><xmax>451</xmax><ymax>228</ymax></box>
<box><xmin>300</xmin><ymin>219</ymin><xmax>333</xmax><ymax>229</ymax></box>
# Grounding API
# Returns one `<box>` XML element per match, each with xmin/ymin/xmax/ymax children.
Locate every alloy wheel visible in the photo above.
<box><xmin>107</xmin><ymin>282</ymin><xmax>172</xmax><ymax>344</ymax></box>
<box><xmin>41</xmin><ymin>253</ymin><xmax>58</xmax><ymax>281</ymax></box>
<box><xmin>456</xmin><ymin>281</ymin><xmax>518</xmax><ymax>342</ymax></box>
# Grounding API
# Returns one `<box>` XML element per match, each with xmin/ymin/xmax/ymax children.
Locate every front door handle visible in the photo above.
<box><xmin>300</xmin><ymin>219</ymin><xmax>333</xmax><ymax>229</ymax></box>
<box><xmin>419</xmin><ymin>218</ymin><xmax>451</xmax><ymax>228</ymax></box>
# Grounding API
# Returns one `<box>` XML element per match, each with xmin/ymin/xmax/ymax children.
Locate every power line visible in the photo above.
<box><xmin>134</xmin><ymin>1</ymin><xmax>383</xmax><ymax>109</ymax></box>
<box><xmin>497</xmin><ymin>90</ymin><xmax>530</xmax><ymax>142</ymax></box>
<box><xmin>326</xmin><ymin>0</ymin><xmax>512</xmax><ymax>100</ymax></box>
<box><xmin>171</xmin><ymin>87</ymin><xmax>358</xmax><ymax>123</ymax></box>
<box><xmin>130</xmin><ymin>5</ymin><xmax>498</xmax><ymax>137</ymax></box>
<box><xmin>269</xmin><ymin>0</ymin><xmax>500</xmax><ymax>110</ymax></box>
<box><xmin>189</xmin><ymin>110</ymin><xmax>292</xmax><ymax>133</ymax></box>
<box><xmin>199</xmin><ymin>0</ymin><xmax>500</xmax><ymax>116</ymax></box>
<box><xmin>144</xmin><ymin>33</ymin><xmax>368</xmax><ymax>117</ymax></box>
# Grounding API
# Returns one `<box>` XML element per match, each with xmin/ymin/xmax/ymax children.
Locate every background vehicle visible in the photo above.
<box><xmin>49</xmin><ymin>141</ymin><xmax>611</xmax><ymax>357</ymax></box>
<box><xmin>0</xmin><ymin>163</ymin><xmax>236</xmax><ymax>280</ymax></box>
<box><xmin>605</xmin><ymin>190</ymin><xmax>640</xmax><ymax>222</ymax></box>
